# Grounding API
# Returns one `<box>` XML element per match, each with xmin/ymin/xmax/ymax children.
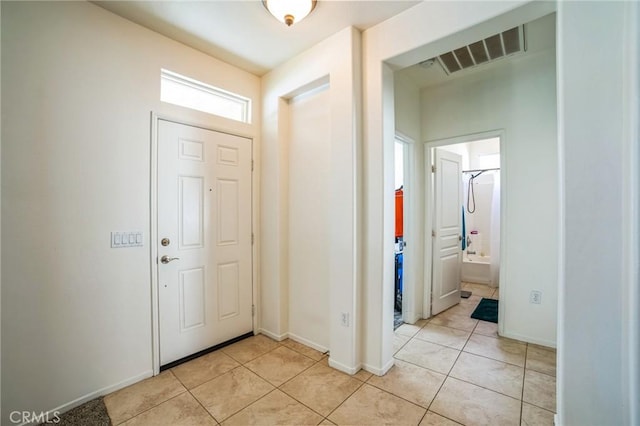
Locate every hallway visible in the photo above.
<box><xmin>101</xmin><ymin>282</ymin><xmax>555</xmax><ymax>425</ymax></box>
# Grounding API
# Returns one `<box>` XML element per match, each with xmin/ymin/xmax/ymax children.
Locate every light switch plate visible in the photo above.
<box><xmin>111</xmin><ymin>231</ymin><xmax>143</xmax><ymax>248</ymax></box>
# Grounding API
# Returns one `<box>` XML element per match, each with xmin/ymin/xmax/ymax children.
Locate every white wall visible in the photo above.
<box><xmin>557</xmin><ymin>1</ymin><xmax>639</xmax><ymax>424</ymax></box>
<box><xmin>394</xmin><ymin>76</ymin><xmax>421</xmax><ymax>143</ymax></box>
<box><xmin>1</xmin><ymin>2</ymin><xmax>260</xmax><ymax>422</ymax></box>
<box><xmin>0</xmin><ymin>2</ymin><xmax>3</xmax><ymax>419</ymax></box>
<box><xmin>421</xmin><ymin>42</ymin><xmax>558</xmax><ymax>345</ymax></box>
<box><xmin>363</xmin><ymin>0</ymin><xmax>556</xmax><ymax>373</ymax></box>
<box><xmin>288</xmin><ymin>86</ymin><xmax>331</xmax><ymax>348</ymax></box>
<box><xmin>260</xmin><ymin>27</ymin><xmax>362</xmax><ymax>373</ymax></box>
<box><xmin>393</xmin><ymin>74</ymin><xmax>424</xmax><ymax>323</ymax></box>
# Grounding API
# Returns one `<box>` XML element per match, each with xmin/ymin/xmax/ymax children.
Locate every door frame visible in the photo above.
<box><xmin>423</xmin><ymin>129</ymin><xmax>505</xmax><ymax>325</ymax></box>
<box><xmin>394</xmin><ymin>132</ymin><xmax>422</xmax><ymax>324</ymax></box>
<box><xmin>150</xmin><ymin>113</ymin><xmax>256</xmax><ymax>375</ymax></box>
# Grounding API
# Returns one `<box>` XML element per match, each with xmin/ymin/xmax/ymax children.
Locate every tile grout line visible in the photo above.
<box><xmin>525</xmin><ymin>365</ymin><xmax>557</xmax><ymax>379</ymax></box>
<box><xmin>246</xmin><ymin>351</ymin><xmax>338</xmax><ymax>420</ymax></box>
<box><xmin>219</xmin><ymin>387</ymin><xmax>281</xmax><ymax>424</ymax></box>
<box><xmin>236</xmin><ymin>344</ymin><xmax>324</xmax><ymax>418</ymax></box>
<box><xmin>274</xmin><ymin>354</ymin><xmax>329</xmax><ymax>389</ymax></box>
<box><xmin>393</xmin><ymin>335</ymin><xmax>411</xmax><ymax>356</ymax></box>
<box><xmin>459</xmin><ymin>347</ymin><xmax>526</xmax><ymax>368</ymax></box>
<box><xmin>441</xmin><ymin>375</ymin><xmax>523</xmax><ymax>402</ymax></box>
<box><xmin>187</xmin><ymin>386</ymin><xmax>220</xmax><ymax>425</ymax></box>
<box><xmin>521</xmin><ymin>363</ymin><xmax>559</xmax><ymax>414</ymax></box>
<box><xmin>182</xmin><ymin>339</ymin><xmax>286</xmax><ymax>424</ymax></box>
<box><xmin>393</xmin><ymin>352</ymin><xmax>453</xmax><ymax>376</ymax></box>
<box><xmin>401</xmin><ymin>327</ymin><xmax>526</xmax><ymax>370</ymax></box>
<box><xmin>423</xmin><ymin>295</ymin><xmax>463</xmax><ymax>422</ymax></box>
<box><xmin>398</xmin><ymin>318</ymin><xmax>458</xmax><ymax>418</ymax></box>
<box><xmin>281</xmin><ymin>339</ymin><xmax>330</xmax><ymax>361</ymax></box>
<box><xmin>321</xmin><ymin>377</ymin><xmax>367</xmax><ymax>421</ymax></box>
<box><xmin>423</xmin><ymin>291</ymin><xmax>521</xmax><ymax>424</ymax></box>
<box><xmin>520</xmin><ymin>343</ymin><xmax>529</xmax><ymax>424</ymax></box>
<box><xmin>278</xmin><ymin>360</ymin><xmax>366</xmax><ymax>421</ymax></box>
<box><xmin>222</xmin><ymin>338</ymin><xmax>284</xmax><ymax>364</ymax></box>
<box><xmin>420</xmin><ymin>329</ymin><xmax>458</xmax><ymax>421</ymax></box>
<box><xmin>364</xmin><ymin>375</ymin><xmax>439</xmax><ymax>412</ymax></box>
<box><xmin>167</xmin><ymin>367</ymin><xmax>220</xmax><ymax>423</ymax></box>
<box><xmin>223</xmin><ymin>340</ymin><xmax>339</xmax><ymax>421</ymax></box>
<box><xmin>411</xmin><ymin>334</ymin><xmax>471</xmax><ymax>350</ymax></box>
<box><xmin>205</xmin><ymin>348</ymin><xmax>332</xmax><ymax>423</ymax></box>
<box><xmin>190</xmin><ymin>365</ymin><xmax>265</xmax><ymax>424</ymax></box>
<box><xmin>116</xmin><ymin>388</ymin><xmax>192</xmax><ymax>426</ymax></box>
<box><xmin>112</xmin><ymin>370</ymin><xmax>191</xmax><ymax>425</ymax></box>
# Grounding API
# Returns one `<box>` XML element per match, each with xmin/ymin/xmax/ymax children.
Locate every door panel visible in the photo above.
<box><xmin>180</xmin><ymin>268</ymin><xmax>205</xmax><ymax>330</ymax></box>
<box><xmin>158</xmin><ymin>120</ymin><xmax>252</xmax><ymax>365</ymax></box>
<box><xmin>432</xmin><ymin>148</ymin><xmax>462</xmax><ymax>315</ymax></box>
<box><xmin>217</xmin><ymin>179</ymin><xmax>239</xmax><ymax>245</ymax></box>
<box><xmin>218</xmin><ymin>262</ymin><xmax>240</xmax><ymax>320</ymax></box>
<box><xmin>179</xmin><ymin>176</ymin><xmax>204</xmax><ymax>249</ymax></box>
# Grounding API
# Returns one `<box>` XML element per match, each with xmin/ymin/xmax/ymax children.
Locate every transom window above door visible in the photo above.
<box><xmin>160</xmin><ymin>69</ymin><xmax>252</xmax><ymax>123</ymax></box>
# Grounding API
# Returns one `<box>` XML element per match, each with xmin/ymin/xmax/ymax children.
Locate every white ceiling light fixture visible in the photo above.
<box><xmin>262</xmin><ymin>0</ymin><xmax>317</xmax><ymax>27</ymax></box>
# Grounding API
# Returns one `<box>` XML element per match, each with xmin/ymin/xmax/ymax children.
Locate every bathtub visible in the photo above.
<box><xmin>462</xmin><ymin>253</ymin><xmax>491</xmax><ymax>284</ymax></box>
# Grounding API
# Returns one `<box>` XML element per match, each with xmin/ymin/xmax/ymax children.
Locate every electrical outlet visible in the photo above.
<box><xmin>340</xmin><ymin>312</ymin><xmax>349</xmax><ymax>327</ymax></box>
<box><xmin>530</xmin><ymin>290</ymin><xmax>542</xmax><ymax>304</ymax></box>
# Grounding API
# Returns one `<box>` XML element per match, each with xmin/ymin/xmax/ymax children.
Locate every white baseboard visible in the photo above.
<box><xmin>257</xmin><ymin>328</ymin><xmax>288</xmax><ymax>342</ymax></box>
<box><xmin>362</xmin><ymin>358</ymin><xmax>395</xmax><ymax>376</ymax></box>
<box><xmin>287</xmin><ymin>333</ymin><xmax>328</xmax><ymax>354</ymax></box>
<box><xmin>404</xmin><ymin>310</ymin><xmax>421</xmax><ymax>324</ymax></box>
<box><xmin>259</xmin><ymin>329</ymin><xmax>364</xmax><ymax>376</ymax></box>
<box><xmin>22</xmin><ymin>370</ymin><xmax>153</xmax><ymax>426</ymax></box>
<box><xmin>328</xmin><ymin>359</ymin><xmax>360</xmax><ymax>375</ymax></box>
<box><xmin>257</xmin><ymin>329</ymin><xmax>330</xmax><ymax>360</ymax></box>
<box><xmin>500</xmin><ymin>330</ymin><xmax>556</xmax><ymax>349</ymax></box>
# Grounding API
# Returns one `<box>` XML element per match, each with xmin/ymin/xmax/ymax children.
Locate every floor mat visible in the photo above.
<box><xmin>470</xmin><ymin>298</ymin><xmax>498</xmax><ymax>323</ymax></box>
<box><xmin>40</xmin><ymin>397</ymin><xmax>111</xmax><ymax>426</ymax></box>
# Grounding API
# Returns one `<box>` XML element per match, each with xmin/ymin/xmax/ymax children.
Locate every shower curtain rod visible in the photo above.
<box><xmin>462</xmin><ymin>167</ymin><xmax>500</xmax><ymax>173</ymax></box>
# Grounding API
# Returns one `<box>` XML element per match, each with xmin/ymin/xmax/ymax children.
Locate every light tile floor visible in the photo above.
<box><xmin>104</xmin><ymin>283</ymin><xmax>556</xmax><ymax>425</ymax></box>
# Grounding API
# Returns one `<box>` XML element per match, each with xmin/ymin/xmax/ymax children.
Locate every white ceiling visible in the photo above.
<box><xmin>396</xmin><ymin>12</ymin><xmax>556</xmax><ymax>89</ymax></box>
<box><xmin>93</xmin><ymin>0</ymin><xmax>420</xmax><ymax>76</ymax></box>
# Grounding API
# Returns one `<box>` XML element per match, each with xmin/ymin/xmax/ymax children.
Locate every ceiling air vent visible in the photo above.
<box><xmin>437</xmin><ymin>26</ymin><xmax>525</xmax><ymax>75</ymax></box>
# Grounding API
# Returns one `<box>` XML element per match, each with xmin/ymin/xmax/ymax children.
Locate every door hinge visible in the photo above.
<box><xmin>432</xmin><ymin>230</ymin><xmax>436</xmax><ymax>238</ymax></box>
<box><xmin>251</xmin><ymin>160</ymin><xmax>254</xmax><ymax>172</ymax></box>
<box><xmin>431</xmin><ymin>165</ymin><xmax>436</xmax><ymax>173</ymax></box>
<box><xmin>251</xmin><ymin>233</ymin><xmax>255</xmax><ymax>245</ymax></box>
<box><xmin>252</xmin><ymin>305</ymin><xmax>255</xmax><ymax>317</ymax></box>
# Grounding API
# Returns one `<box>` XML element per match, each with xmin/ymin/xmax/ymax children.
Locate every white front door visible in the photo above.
<box><xmin>157</xmin><ymin>120</ymin><xmax>253</xmax><ymax>365</ymax></box>
<box><xmin>431</xmin><ymin>148</ymin><xmax>462</xmax><ymax>315</ymax></box>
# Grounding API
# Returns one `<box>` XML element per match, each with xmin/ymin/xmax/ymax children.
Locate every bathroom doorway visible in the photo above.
<box><xmin>425</xmin><ymin>133</ymin><xmax>502</xmax><ymax>318</ymax></box>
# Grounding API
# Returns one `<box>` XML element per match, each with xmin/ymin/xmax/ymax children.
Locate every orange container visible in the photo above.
<box><xmin>395</xmin><ymin>188</ymin><xmax>403</xmax><ymax>238</ymax></box>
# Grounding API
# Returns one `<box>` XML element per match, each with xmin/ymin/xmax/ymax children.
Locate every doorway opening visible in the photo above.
<box><xmin>425</xmin><ymin>133</ymin><xmax>502</xmax><ymax>319</ymax></box>
<box><xmin>394</xmin><ymin>138</ymin><xmax>407</xmax><ymax>329</ymax></box>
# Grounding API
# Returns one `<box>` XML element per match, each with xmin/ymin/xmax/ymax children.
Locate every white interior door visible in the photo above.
<box><xmin>158</xmin><ymin>120</ymin><xmax>253</xmax><ymax>365</ymax></box>
<box><xmin>431</xmin><ymin>148</ymin><xmax>462</xmax><ymax>315</ymax></box>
